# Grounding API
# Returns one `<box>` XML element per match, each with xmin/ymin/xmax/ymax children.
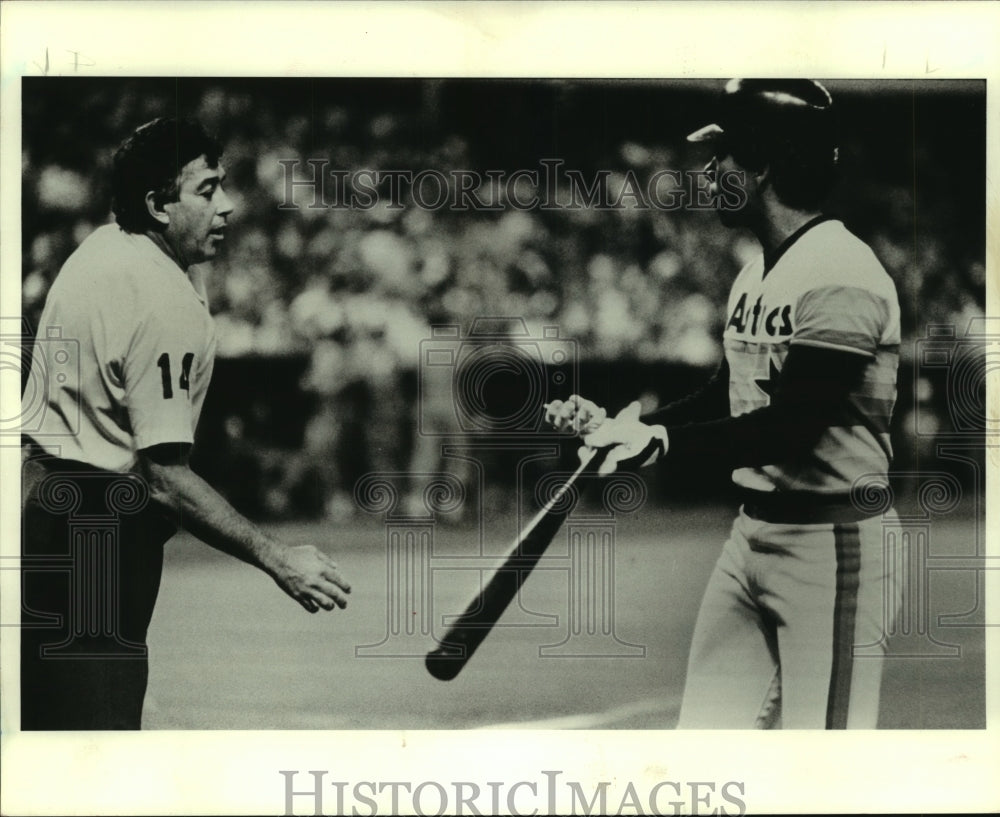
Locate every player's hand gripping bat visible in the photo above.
<box><xmin>424</xmin><ymin>445</ymin><xmax>608</xmax><ymax>681</ymax></box>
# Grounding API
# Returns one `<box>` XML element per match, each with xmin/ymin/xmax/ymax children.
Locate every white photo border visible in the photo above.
<box><xmin>1</xmin><ymin>2</ymin><xmax>997</xmax><ymax>815</ymax></box>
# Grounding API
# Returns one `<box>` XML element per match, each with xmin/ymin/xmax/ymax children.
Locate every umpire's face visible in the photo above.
<box><xmin>163</xmin><ymin>155</ymin><xmax>234</xmax><ymax>268</ymax></box>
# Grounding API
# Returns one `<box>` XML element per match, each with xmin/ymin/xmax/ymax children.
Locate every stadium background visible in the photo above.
<box><xmin>20</xmin><ymin>78</ymin><xmax>987</xmax><ymax>729</ymax></box>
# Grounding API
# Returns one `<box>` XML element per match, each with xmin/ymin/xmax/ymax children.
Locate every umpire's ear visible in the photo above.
<box><xmin>145</xmin><ymin>190</ymin><xmax>170</xmax><ymax>227</ymax></box>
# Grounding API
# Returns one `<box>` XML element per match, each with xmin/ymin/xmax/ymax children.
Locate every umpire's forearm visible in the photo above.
<box><xmin>142</xmin><ymin>459</ymin><xmax>286</xmax><ymax>577</ymax></box>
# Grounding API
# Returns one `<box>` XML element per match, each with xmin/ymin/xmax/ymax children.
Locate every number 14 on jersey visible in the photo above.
<box><xmin>157</xmin><ymin>352</ymin><xmax>194</xmax><ymax>399</ymax></box>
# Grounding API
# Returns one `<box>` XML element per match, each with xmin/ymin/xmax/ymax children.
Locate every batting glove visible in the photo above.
<box><xmin>544</xmin><ymin>394</ymin><xmax>608</xmax><ymax>435</ymax></box>
<box><xmin>581</xmin><ymin>401</ymin><xmax>668</xmax><ymax>476</ymax></box>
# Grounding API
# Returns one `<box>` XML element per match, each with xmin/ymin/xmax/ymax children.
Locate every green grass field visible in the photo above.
<box><xmin>144</xmin><ymin>502</ymin><xmax>985</xmax><ymax>730</ymax></box>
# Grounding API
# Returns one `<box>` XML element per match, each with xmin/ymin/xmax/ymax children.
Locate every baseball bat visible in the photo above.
<box><xmin>425</xmin><ymin>444</ymin><xmax>608</xmax><ymax>681</ymax></box>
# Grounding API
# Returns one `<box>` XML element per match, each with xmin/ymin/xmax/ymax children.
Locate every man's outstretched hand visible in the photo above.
<box><xmin>271</xmin><ymin>545</ymin><xmax>351</xmax><ymax>613</ymax></box>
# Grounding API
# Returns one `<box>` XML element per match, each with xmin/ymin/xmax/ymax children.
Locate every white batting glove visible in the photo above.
<box><xmin>544</xmin><ymin>394</ymin><xmax>608</xmax><ymax>435</ymax></box>
<box><xmin>581</xmin><ymin>401</ymin><xmax>668</xmax><ymax>476</ymax></box>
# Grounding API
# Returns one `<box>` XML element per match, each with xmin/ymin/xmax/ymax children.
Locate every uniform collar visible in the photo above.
<box><xmin>762</xmin><ymin>214</ymin><xmax>837</xmax><ymax>276</ymax></box>
<box><xmin>129</xmin><ymin>228</ymin><xmax>209</xmax><ymax>305</ymax></box>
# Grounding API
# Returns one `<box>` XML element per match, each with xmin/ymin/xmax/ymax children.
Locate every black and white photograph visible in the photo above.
<box><xmin>1</xmin><ymin>3</ymin><xmax>997</xmax><ymax>815</ymax></box>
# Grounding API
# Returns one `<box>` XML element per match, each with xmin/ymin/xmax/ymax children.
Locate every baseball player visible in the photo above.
<box><xmin>547</xmin><ymin>79</ymin><xmax>902</xmax><ymax>728</ymax></box>
<box><xmin>21</xmin><ymin>118</ymin><xmax>350</xmax><ymax>730</ymax></box>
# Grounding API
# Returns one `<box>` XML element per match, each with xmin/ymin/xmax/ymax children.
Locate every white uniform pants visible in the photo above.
<box><xmin>678</xmin><ymin>507</ymin><xmax>902</xmax><ymax>729</ymax></box>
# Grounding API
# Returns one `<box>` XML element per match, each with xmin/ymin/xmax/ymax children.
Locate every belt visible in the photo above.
<box><xmin>22</xmin><ymin>437</ymin><xmax>117</xmax><ymax>475</ymax></box>
<box><xmin>21</xmin><ymin>437</ymin><xmax>154</xmax><ymax>514</ymax></box>
<box><xmin>740</xmin><ymin>488</ymin><xmax>891</xmax><ymax>525</ymax></box>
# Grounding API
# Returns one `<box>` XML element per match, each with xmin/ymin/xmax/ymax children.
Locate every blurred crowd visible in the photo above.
<box><xmin>21</xmin><ymin>81</ymin><xmax>987</xmax><ymax>517</ymax></box>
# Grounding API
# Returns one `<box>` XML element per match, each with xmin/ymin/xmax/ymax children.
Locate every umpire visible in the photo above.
<box><xmin>20</xmin><ymin>118</ymin><xmax>351</xmax><ymax>730</ymax></box>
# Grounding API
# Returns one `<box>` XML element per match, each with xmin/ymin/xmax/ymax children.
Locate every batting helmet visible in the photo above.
<box><xmin>688</xmin><ymin>79</ymin><xmax>839</xmax><ymax>208</ymax></box>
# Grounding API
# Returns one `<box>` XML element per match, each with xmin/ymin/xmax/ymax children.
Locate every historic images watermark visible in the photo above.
<box><xmin>418</xmin><ymin>318</ymin><xmax>575</xmax><ymax>437</ymax></box>
<box><xmin>9</xmin><ymin>314</ymin><xmax>993</xmax><ymax>677</ymax></box>
<box><xmin>355</xmin><ymin>313</ymin><xmax>996</xmax><ymax>669</ymax></box>
<box><xmin>277</xmin><ymin>159</ymin><xmax>748</xmax><ymax>213</ymax></box>
<box><xmin>279</xmin><ymin>769</ymin><xmax>748</xmax><ymax>816</ymax></box>
<box><xmin>849</xmin><ymin>317</ymin><xmax>997</xmax><ymax>658</ymax></box>
<box><xmin>2</xmin><ymin>316</ymin><xmax>79</xmax><ymax>439</ymax></box>
<box><xmin>353</xmin><ymin>317</ymin><xmax>646</xmax><ymax>662</ymax></box>
<box><xmin>913</xmin><ymin>319</ymin><xmax>998</xmax><ymax>439</ymax></box>
<box><xmin>354</xmin><ymin>463</ymin><xmax>648</xmax><ymax>663</ymax></box>
<box><xmin>11</xmin><ymin>315</ymin><xmax>152</xmax><ymax>662</ymax></box>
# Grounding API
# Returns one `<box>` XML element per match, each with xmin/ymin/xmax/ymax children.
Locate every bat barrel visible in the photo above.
<box><xmin>425</xmin><ymin>646</ymin><xmax>467</xmax><ymax>681</ymax></box>
<box><xmin>424</xmin><ymin>447</ymin><xmax>609</xmax><ymax>681</ymax></box>
<box><xmin>424</xmin><ymin>553</ymin><xmax>543</xmax><ymax>681</ymax></box>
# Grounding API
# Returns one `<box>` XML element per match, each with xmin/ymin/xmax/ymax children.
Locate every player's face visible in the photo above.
<box><xmin>163</xmin><ymin>156</ymin><xmax>234</xmax><ymax>268</ymax></box>
<box><xmin>705</xmin><ymin>147</ymin><xmax>760</xmax><ymax>229</ymax></box>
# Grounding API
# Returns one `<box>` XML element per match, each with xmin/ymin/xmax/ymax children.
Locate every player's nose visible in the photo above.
<box><xmin>217</xmin><ymin>187</ymin><xmax>235</xmax><ymax>217</ymax></box>
<box><xmin>702</xmin><ymin>158</ymin><xmax>720</xmax><ymax>197</ymax></box>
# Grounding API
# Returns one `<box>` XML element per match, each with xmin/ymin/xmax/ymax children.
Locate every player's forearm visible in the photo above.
<box><xmin>661</xmin><ymin>345</ymin><xmax>869</xmax><ymax>471</ymax></box>
<box><xmin>142</xmin><ymin>460</ymin><xmax>287</xmax><ymax>577</ymax></box>
<box><xmin>663</xmin><ymin>404</ymin><xmax>831</xmax><ymax>470</ymax></box>
<box><xmin>640</xmin><ymin>359</ymin><xmax>730</xmax><ymax>427</ymax></box>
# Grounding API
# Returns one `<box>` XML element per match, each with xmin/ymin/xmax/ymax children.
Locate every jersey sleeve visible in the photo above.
<box><xmin>121</xmin><ymin>306</ymin><xmax>202</xmax><ymax>451</ymax></box>
<box><xmin>662</xmin><ymin>344</ymin><xmax>868</xmax><ymax>470</ymax></box>
<box><xmin>792</xmin><ymin>285</ymin><xmax>892</xmax><ymax>358</ymax></box>
<box><xmin>641</xmin><ymin>359</ymin><xmax>730</xmax><ymax>427</ymax></box>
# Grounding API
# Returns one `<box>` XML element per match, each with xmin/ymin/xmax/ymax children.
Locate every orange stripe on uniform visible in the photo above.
<box><xmin>827</xmin><ymin>524</ymin><xmax>861</xmax><ymax>729</ymax></box>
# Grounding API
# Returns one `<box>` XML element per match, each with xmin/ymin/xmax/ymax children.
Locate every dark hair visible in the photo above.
<box><xmin>111</xmin><ymin>117</ymin><xmax>222</xmax><ymax>233</ymax></box>
<box><xmin>721</xmin><ymin>79</ymin><xmax>840</xmax><ymax>210</ymax></box>
<box><xmin>733</xmin><ymin>133</ymin><xmax>839</xmax><ymax>211</ymax></box>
